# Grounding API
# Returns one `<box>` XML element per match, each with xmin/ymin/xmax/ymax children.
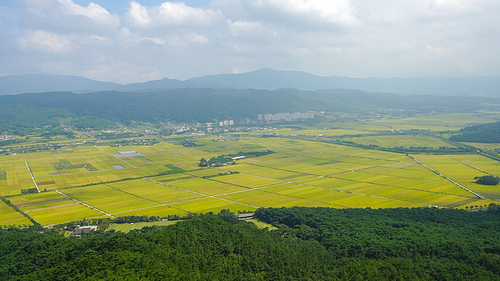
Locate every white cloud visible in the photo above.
<box><xmin>424</xmin><ymin>0</ymin><xmax>479</xmax><ymax>13</ymax></box>
<box><xmin>426</xmin><ymin>44</ymin><xmax>448</xmax><ymax>56</ymax></box>
<box><xmin>185</xmin><ymin>32</ymin><xmax>209</xmax><ymax>44</ymax></box>
<box><xmin>142</xmin><ymin>37</ymin><xmax>165</xmax><ymax>45</ymax></box>
<box><xmin>57</xmin><ymin>0</ymin><xmax>120</xmax><ymax>28</ymax></box>
<box><xmin>18</xmin><ymin>30</ymin><xmax>74</xmax><ymax>53</ymax></box>
<box><xmin>126</xmin><ymin>1</ymin><xmax>151</xmax><ymax>28</ymax></box>
<box><xmin>21</xmin><ymin>0</ymin><xmax>120</xmax><ymax>33</ymax></box>
<box><xmin>125</xmin><ymin>1</ymin><xmax>223</xmax><ymax>29</ymax></box>
<box><xmin>246</xmin><ymin>0</ymin><xmax>360</xmax><ymax>28</ymax></box>
<box><xmin>2</xmin><ymin>0</ymin><xmax>500</xmax><ymax>82</ymax></box>
<box><xmin>228</xmin><ymin>20</ymin><xmax>265</xmax><ymax>36</ymax></box>
<box><xmin>90</xmin><ymin>35</ymin><xmax>107</xmax><ymax>42</ymax></box>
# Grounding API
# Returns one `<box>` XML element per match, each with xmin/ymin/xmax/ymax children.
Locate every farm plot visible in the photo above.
<box><xmin>115</xmin><ymin>178</ymin><xmax>193</xmax><ymax>200</ymax></box>
<box><xmin>8</xmin><ymin>191</ymin><xmax>103</xmax><ymax>225</ymax></box>
<box><xmin>113</xmin><ymin>205</ymin><xmax>187</xmax><ymax>217</ymax></box>
<box><xmin>343</xmin><ymin>135</ymin><xmax>455</xmax><ymax>148</ymax></box>
<box><xmin>224</xmin><ymin>164</ymin><xmax>312</xmax><ymax>181</ymax></box>
<box><xmin>370</xmin><ymin>113</ymin><xmax>499</xmax><ymax>131</ymax></box>
<box><xmin>299</xmin><ymin>176</ymin><xmax>368</xmax><ymax>190</ymax></box>
<box><xmin>0</xmin><ymin>160</ymin><xmax>32</xmax><ymax>179</ymax></box>
<box><xmin>360</xmin><ymin>165</ymin><xmax>450</xmax><ymax>182</ymax></box>
<box><xmin>413</xmin><ymin>154</ymin><xmax>500</xmax><ymax>199</ymax></box>
<box><xmin>260</xmin><ymin>183</ymin><xmax>346</xmax><ymax>206</ymax></box>
<box><xmin>170</xmin><ymin>197</ymin><xmax>255</xmax><ymax>214</ymax></box>
<box><xmin>332</xmin><ymin>171</ymin><xmax>473</xmax><ymax>197</ymax></box>
<box><xmin>185</xmin><ymin>168</ymin><xmax>228</xmax><ymax>177</ymax></box>
<box><xmin>219</xmin><ymin>189</ymin><xmax>326</xmax><ymax>208</ymax></box>
<box><xmin>168</xmin><ymin>177</ymin><xmax>249</xmax><ymax>195</ymax></box>
<box><xmin>256</xmin><ymin>159</ymin><xmax>345</xmax><ymax>175</ymax></box>
<box><xmin>0</xmin><ymin>178</ymin><xmax>34</xmax><ymax>196</ymax></box>
<box><xmin>0</xmin><ymin>200</ymin><xmax>32</xmax><ymax>226</ymax></box>
<box><xmin>107</xmin><ymin>179</ymin><xmax>204</xmax><ymax>204</ymax></box>
<box><xmin>331</xmin><ymin>194</ymin><xmax>423</xmax><ymax>209</ymax></box>
<box><xmin>328</xmin><ymin>146</ymin><xmax>413</xmax><ymax>162</ymax></box>
<box><xmin>62</xmin><ymin>185</ymin><xmax>158</xmax><ymax>215</ymax></box>
<box><xmin>299</xmin><ymin>173</ymin><xmax>474</xmax><ymax>208</ymax></box>
<box><xmin>213</xmin><ymin>173</ymin><xmax>283</xmax><ymax>188</ymax></box>
<box><xmin>26</xmin><ymin>203</ymin><xmax>103</xmax><ymax>226</ymax></box>
<box><xmin>266</xmin><ymin>183</ymin><xmax>425</xmax><ymax>208</ymax></box>
<box><xmin>318</xmin><ymin>122</ymin><xmax>389</xmax><ymax>132</ymax></box>
<box><xmin>448</xmin><ymin>155</ymin><xmax>500</xmax><ymax>176</ymax></box>
<box><xmin>333</xmin><ymin>183</ymin><xmax>474</xmax><ymax>208</ymax></box>
<box><xmin>150</xmin><ymin>173</ymin><xmax>193</xmax><ymax>182</ymax></box>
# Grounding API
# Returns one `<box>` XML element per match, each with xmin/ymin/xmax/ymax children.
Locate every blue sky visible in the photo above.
<box><xmin>0</xmin><ymin>0</ymin><xmax>499</xmax><ymax>83</ymax></box>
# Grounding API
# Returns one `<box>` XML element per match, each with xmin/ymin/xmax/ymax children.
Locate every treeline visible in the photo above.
<box><xmin>1</xmin><ymin>207</ymin><xmax>500</xmax><ymax>280</ymax></box>
<box><xmin>320</xmin><ymin>138</ymin><xmax>476</xmax><ymax>154</ymax></box>
<box><xmin>450</xmin><ymin>121</ymin><xmax>500</xmax><ymax>143</ymax></box>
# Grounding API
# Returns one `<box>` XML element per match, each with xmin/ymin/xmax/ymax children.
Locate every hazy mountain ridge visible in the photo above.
<box><xmin>2</xmin><ymin>70</ymin><xmax>499</xmax><ymax>96</ymax></box>
<box><xmin>0</xmin><ymin>74</ymin><xmax>121</xmax><ymax>95</ymax></box>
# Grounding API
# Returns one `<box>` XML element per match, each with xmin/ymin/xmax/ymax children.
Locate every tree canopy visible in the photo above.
<box><xmin>475</xmin><ymin>175</ymin><xmax>500</xmax><ymax>185</ymax></box>
<box><xmin>1</xmin><ymin>207</ymin><xmax>500</xmax><ymax>280</ymax></box>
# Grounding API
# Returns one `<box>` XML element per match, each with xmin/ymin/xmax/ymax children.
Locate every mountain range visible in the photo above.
<box><xmin>1</xmin><ymin>69</ymin><xmax>499</xmax><ymax>96</ymax></box>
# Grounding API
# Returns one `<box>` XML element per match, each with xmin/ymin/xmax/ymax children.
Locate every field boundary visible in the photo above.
<box><xmin>55</xmin><ymin>190</ymin><xmax>115</xmax><ymax>218</ymax></box>
<box><xmin>408</xmin><ymin>155</ymin><xmax>484</xmax><ymax>199</ymax></box>
<box><xmin>25</xmin><ymin>162</ymin><xmax>40</xmax><ymax>193</ymax></box>
<box><xmin>0</xmin><ymin>197</ymin><xmax>40</xmax><ymax>226</ymax></box>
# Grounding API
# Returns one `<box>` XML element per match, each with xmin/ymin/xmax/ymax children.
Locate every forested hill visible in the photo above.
<box><xmin>1</xmin><ymin>88</ymin><xmax>499</xmax><ymax>132</ymax></box>
<box><xmin>1</xmin><ymin>207</ymin><xmax>499</xmax><ymax>280</ymax></box>
<box><xmin>450</xmin><ymin>121</ymin><xmax>500</xmax><ymax>143</ymax></box>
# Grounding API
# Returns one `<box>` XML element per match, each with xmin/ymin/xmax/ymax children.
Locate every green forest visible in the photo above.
<box><xmin>1</xmin><ymin>206</ymin><xmax>500</xmax><ymax>280</ymax></box>
<box><xmin>450</xmin><ymin>122</ymin><xmax>500</xmax><ymax>143</ymax></box>
<box><xmin>1</xmin><ymin>89</ymin><xmax>499</xmax><ymax>132</ymax></box>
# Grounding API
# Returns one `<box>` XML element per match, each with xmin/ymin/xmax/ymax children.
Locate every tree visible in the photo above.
<box><xmin>474</xmin><ymin>175</ymin><xmax>500</xmax><ymax>185</ymax></box>
<box><xmin>198</xmin><ymin>158</ymin><xmax>207</xmax><ymax>167</ymax></box>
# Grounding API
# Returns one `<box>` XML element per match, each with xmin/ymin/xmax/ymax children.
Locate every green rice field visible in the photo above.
<box><xmin>343</xmin><ymin>135</ymin><xmax>455</xmax><ymax>148</ymax></box>
<box><xmin>2</xmin><ymin>122</ymin><xmax>500</xmax><ymax>226</ymax></box>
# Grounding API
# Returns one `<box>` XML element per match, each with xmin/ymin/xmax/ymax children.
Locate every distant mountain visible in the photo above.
<box><xmin>118</xmin><ymin>69</ymin><xmax>500</xmax><ymax>96</ymax></box>
<box><xmin>2</xmin><ymin>70</ymin><xmax>500</xmax><ymax>96</ymax></box>
<box><xmin>116</xmin><ymin>77</ymin><xmax>186</xmax><ymax>92</ymax></box>
<box><xmin>0</xmin><ymin>74</ymin><xmax>121</xmax><ymax>95</ymax></box>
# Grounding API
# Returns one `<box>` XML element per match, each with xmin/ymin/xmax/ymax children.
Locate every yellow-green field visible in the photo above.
<box><xmin>1</xmin><ymin>127</ymin><xmax>500</xmax><ymax>226</ymax></box>
<box><xmin>369</xmin><ymin>113</ymin><xmax>500</xmax><ymax>131</ymax></box>
<box><xmin>343</xmin><ymin>135</ymin><xmax>455</xmax><ymax>148</ymax></box>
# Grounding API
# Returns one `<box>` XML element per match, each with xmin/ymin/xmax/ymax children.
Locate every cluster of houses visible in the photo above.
<box><xmin>0</xmin><ymin>134</ymin><xmax>13</xmax><ymax>141</ymax></box>
<box><xmin>258</xmin><ymin>112</ymin><xmax>314</xmax><ymax>122</ymax></box>
<box><xmin>205</xmin><ymin>120</ymin><xmax>235</xmax><ymax>128</ymax></box>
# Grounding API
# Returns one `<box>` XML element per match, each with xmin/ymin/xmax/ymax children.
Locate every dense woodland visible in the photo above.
<box><xmin>450</xmin><ymin>121</ymin><xmax>500</xmax><ymax>143</ymax></box>
<box><xmin>1</xmin><ymin>206</ymin><xmax>499</xmax><ymax>280</ymax></box>
<box><xmin>1</xmin><ymin>89</ymin><xmax>500</xmax><ymax>132</ymax></box>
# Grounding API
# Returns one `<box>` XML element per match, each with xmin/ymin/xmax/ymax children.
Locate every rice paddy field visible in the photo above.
<box><xmin>2</xmin><ymin>113</ymin><xmax>500</xmax><ymax>226</ymax></box>
<box><xmin>342</xmin><ymin>135</ymin><xmax>455</xmax><ymax>148</ymax></box>
<box><xmin>369</xmin><ymin>113</ymin><xmax>500</xmax><ymax>131</ymax></box>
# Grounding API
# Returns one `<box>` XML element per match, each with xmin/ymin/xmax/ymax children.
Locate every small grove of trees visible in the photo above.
<box><xmin>198</xmin><ymin>150</ymin><xmax>277</xmax><ymax>167</ymax></box>
<box><xmin>474</xmin><ymin>175</ymin><xmax>500</xmax><ymax>185</ymax></box>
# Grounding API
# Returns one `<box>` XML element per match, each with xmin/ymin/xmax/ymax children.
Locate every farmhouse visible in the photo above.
<box><xmin>70</xmin><ymin>225</ymin><xmax>97</xmax><ymax>237</ymax></box>
<box><xmin>236</xmin><ymin>213</ymin><xmax>255</xmax><ymax>220</ymax></box>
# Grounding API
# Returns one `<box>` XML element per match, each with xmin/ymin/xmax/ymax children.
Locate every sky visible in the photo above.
<box><xmin>0</xmin><ymin>0</ymin><xmax>499</xmax><ymax>84</ymax></box>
